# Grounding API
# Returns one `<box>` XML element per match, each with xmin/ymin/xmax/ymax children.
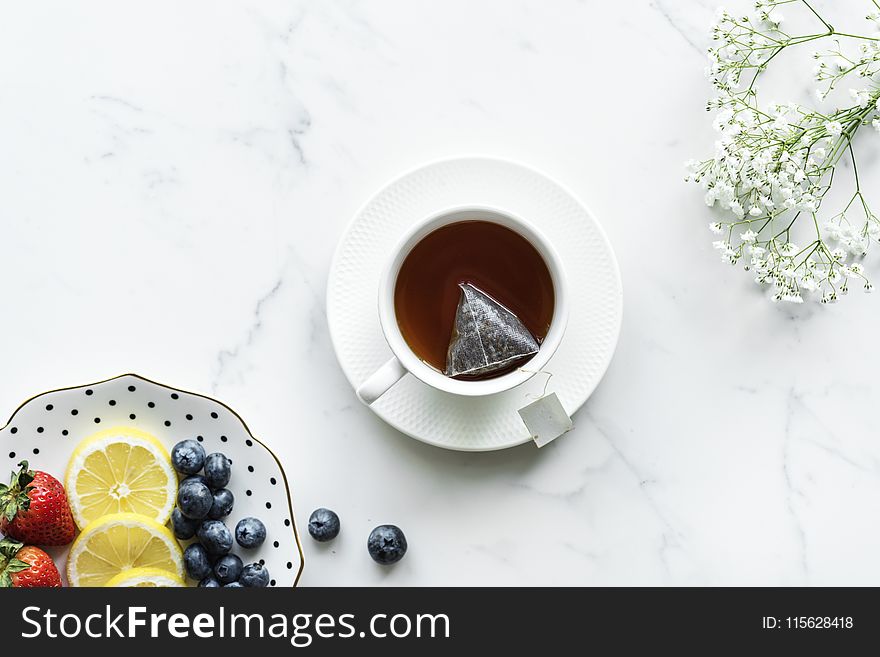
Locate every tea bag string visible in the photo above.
<box><xmin>519</xmin><ymin>369</ymin><xmax>553</xmax><ymax>400</ymax></box>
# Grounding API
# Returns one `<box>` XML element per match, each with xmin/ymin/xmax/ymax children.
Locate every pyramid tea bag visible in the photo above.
<box><xmin>445</xmin><ymin>282</ymin><xmax>540</xmax><ymax>378</ymax></box>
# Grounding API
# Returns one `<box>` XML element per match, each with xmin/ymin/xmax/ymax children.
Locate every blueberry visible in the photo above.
<box><xmin>171</xmin><ymin>508</ymin><xmax>199</xmax><ymax>539</ymax></box>
<box><xmin>204</xmin><ymin>453</ymin><xmax>231</xmax><ymax>489</ymax></box>
<box><xmin>184</xmin><ymin>543</ymin><xmax>212</xmax><ymax>580</ymax></box>
<box><xmin>239</xmin><ymin>563</ymin><xmax>270</xmax><ymax>588</ymax></box>
<box><xmin>224</xmin><ymin>581</ymin><xmax>244</xmax><ymax>588</ymax></box>
<box><xmin>182</xmin><ymin>474</ymin><xmax>208</xmax><ymax>487</ymax></box>
<box><xmin>198</xmin><ymin>519</ymin><xmax>233</xmax><ymax>555</ymax></box>
<box><xmin>367</xmin><ymin>525</ymin><xmax>407</xmax><ymax>565</ymax></box>
<box><xmin>198</xmin><ymin>575</ymin><xmax>221</xmax><ymax>588</ymax></box>
<box><xmin>171</xmin><ymin>439</ymin><xmax>206</xmax><ymax>475</ymax></box>
<box><xmin>213</xmin><ymin>554</ymin><xmax>243</xmax><ymax>584</ymax></box>
<box><xmin>308</xmin><ymin>508</ymin><xmax>340</xmax><ymax>542</ymax></box>
<box><xmin>208</xmin><ymin>488</ymin><xmax>234</xmax><ymax>519</ymax></box>
<box><xmin>235</xmin><ymin>517</ymin><xmax>266</xmax><ymax>549</ymax></box>
<box><xmin>177</xmin><ymin>479</ymin><xmax>213</xmax><ymax>519</ymax></box>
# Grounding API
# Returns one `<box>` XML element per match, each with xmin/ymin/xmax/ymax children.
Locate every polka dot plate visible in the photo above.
<box><xmin>327</xmin><ymin>157</ymin><xmax>623</xmax><ymax>451</ymax></box>
<box><xmin>0</xmin><ymin>373</ymin><xmax>304</xmax><ymax>587</ymax></box>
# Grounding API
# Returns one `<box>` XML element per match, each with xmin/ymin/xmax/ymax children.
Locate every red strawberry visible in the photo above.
<box><xmin>0</xmin><ymin>461</ymin><xmax>76</xmax><ymax>546</ymax></box>
<box><xmin>0</xmin><ymin>538</ymin><xmax>62</xmax><ymax>588</ymax></box>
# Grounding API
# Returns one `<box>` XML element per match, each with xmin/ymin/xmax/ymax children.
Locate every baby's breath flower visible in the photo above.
<box><xmin>689</xmin><ymin>0</ymin><xmax>880</xmax><ymax>304</ymax></box>
<box><xmin>824</xmin><ymin>120</ymin><xmax>844</xmax><ymax>136</ymax></box>
<box><xmin>800</xmin><ymin>275</ymin><xmax>818</xmax><ymax>291</ymax></box>
<box><xmin>779</xmin><ymin>242</ymin><xmax>799</xmax><ymax>257</ymax></box>
<box><xmin>850</xmin><ymin>88</ymin><xmax>871</xmax><ymax>108</ymax></box>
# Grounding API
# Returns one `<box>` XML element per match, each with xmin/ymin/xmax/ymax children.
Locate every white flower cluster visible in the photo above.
<box><xmin>687</xmin><ymin>1</ymin><xmax>880</xmax><ymax>303</ymax></box>
<box><xmin>813</xmin><ymin>12</ymin><xmax>880</xmax><ymax>100</ymax></box>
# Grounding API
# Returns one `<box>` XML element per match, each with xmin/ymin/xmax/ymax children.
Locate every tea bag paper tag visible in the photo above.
<box><xmin>518</xmin><ymin>393</ymin><xmax>573</xmax><ymax>448</ymax></box>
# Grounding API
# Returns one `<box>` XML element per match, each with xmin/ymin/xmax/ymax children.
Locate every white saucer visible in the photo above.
<box><xmin>327</xmin><ymin>157</ymin><xmax>622</xmax><ymax>451</ymax></box>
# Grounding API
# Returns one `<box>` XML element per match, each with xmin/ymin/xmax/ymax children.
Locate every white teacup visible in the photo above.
<box><xmin>357</xmin><ymin>206</ymin><xmax>569</xmax><ymax>404</ymax></box>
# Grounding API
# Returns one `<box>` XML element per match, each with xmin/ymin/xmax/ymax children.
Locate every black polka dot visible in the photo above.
<box><xmin>36</xmin><ymin>427</ymin><xmax>44</xmax><ymax>433</ymax></box>
<box><xmin>245</xmin><ymin>490</ymin><xmax>252</xmax><ymax>496</ymax></box>
<box><xmin>164</xmin><ymin>420</ymin><xmax>171</xmax><ymax>427</ymax></box>
<box><xmin>286</xmin><ymin>562</ymin><xmax>292</xmax><ymax>569</ymax></box>
<box><xmin>94</xmin><ymin>417</ymin><xmax>101</xmax><ymax>424</ymax></box>
<box><xmin>128</xmin><ymin>385</ymin><xmax>136</xmax><ymax>392</ymax></box>
<box><xmin>108</xmin><ymin>400</ymin><xmax>116</xmax><ymax>406</ymax></box>
<box><xmin>8</xmin><ymin>452</ymin><xmax>14</xmax><ymax>459</ymax></box>
<box><xmin>284</xmin><ymin>519</ymin><xmax>290</xmax><ymax>527</ymax></box>
<box><xmin>85</xmin><ymin>389</ymin><xmax>93</xmax><ymax>396</ymax></box>
<box><xmin>210</xmin><ymin>412</ymin><xmax>218</xmax><ymax>419</ymax></box>
<box><xmin>265</xmin><ymin>502</ymin><xmax>272</xmax><ymax>509</ymax></box>
<box><xmin>247</xmin><ymin>465</ymin><xmax>254</xmax><ymax>473</ymax></box>
<box><xmin>245</xmin><ymin>439</ymin><xmax>253</xmax><ymax>447</ymax></box>
<box><xmin>270</xmin><ymin>477</ymin><xmax>276</xmax><ymax>486</ymax></box>
<box><xmin>186</xmin><ymin>414</ymin><xmax>193</xmax><ymax>421</ymax></box>
<box><xmin>148</xmin><ymin>402</ymin><xmax>155</xmax><ymax>408</ymax></box>
<box><xmin>62</xmin><ymin>429</ymin><xmax>69</xmax><ymax>436</ymax></box>
<box><xmin>10</xmin><ymin>427</ymin><xmax>17</xmax><ymax>434</ymax></box>
<box><xmin>259</xmin><ymin>559</ymin><xmax>265</xmax><ymax>566</ymax></box>
<box><xmin>45</xmin><ymin>404</ymin><xmax>53</xmax><ymax>411</ymax></box>
<box><xmin>71</xmin><ymin>409</ymin><xmax>78</xmax><ymax>416</ymax></box>
<box><xmin>196</xmin><ymin>435</ymin><xmax>204</xmax><ymax>442</ymax></box>
<box><xmin>270</xmin><ymin>580</ymin><xmax>276</xmax><ymax>586</ymax></box>
<box><xmin>129</xmin><ymin>414</ymin><xmax>136</xmax><ymax>420</ymax></box>
<box><xmin>171</xmin><ymin>393</ymin><xmax>179</xmax><ymax>400</ymax></box>
<box><xmin>220</xmin><ymin>435</ymin><xmax>227</xmax><ymax>443</ymax></box>
<box><xmin>32</xmin><ymin>448</ymin><xmax>39</xmax><ymax>455</ymax></box>
<box><xmin>273</xmin><ymin>541</ymin><xmax>279</xmax><ymax>548</ymax></box>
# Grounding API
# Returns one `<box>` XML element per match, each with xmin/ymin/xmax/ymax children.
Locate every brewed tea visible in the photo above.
<box><xmin>393</xmin><ymin>220</ymin><xmax>555</xmax><ymax>379</ymax></box>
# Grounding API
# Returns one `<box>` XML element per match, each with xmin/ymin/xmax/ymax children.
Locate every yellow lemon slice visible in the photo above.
<box><xmin>67</xmin><ymin>512</ymin><xmax>184</xmax><ymax>587</ymax></box>
<box><xmin>106</xmin><ymin>567</ymin><xmax>186</xmax><ymax>587</ymax></box>
<box><xmin>65</xmin><ymin>427</ymin><xmax>177</xmax><ymax>529</ymax></box>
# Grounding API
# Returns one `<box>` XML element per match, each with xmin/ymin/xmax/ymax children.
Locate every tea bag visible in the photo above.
<box><xmin>445</xmin><ymin>282</ymin><xmax>539</xmax><ymax>378</ymax></box>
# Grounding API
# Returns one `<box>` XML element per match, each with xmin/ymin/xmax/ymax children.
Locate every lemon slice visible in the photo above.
<box><xmin>65</xmin><ymin>427</ymin><xmax>177</xmax><ymax>528</ymax></box>
<box><xmin>106</xmin><ymin>567</ymin><xmax>186</xmax><ymax>587</ymax></box>
<box><xmin>67</xmin><ymin>512</ymin><xmax>184</xmax><ymax>587</ymax></box>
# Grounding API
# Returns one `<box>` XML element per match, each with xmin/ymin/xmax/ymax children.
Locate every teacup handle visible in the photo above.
<box><xmin>356</xmin><ymin>357</ymin><xmax>408</xmax><ymax>404</ymax></box>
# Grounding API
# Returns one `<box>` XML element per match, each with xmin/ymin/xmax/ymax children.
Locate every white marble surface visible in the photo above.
<box><xmin>2</xmin><ymin>0</ymin><xmax>880</xmax><ymax>586</ymax></box>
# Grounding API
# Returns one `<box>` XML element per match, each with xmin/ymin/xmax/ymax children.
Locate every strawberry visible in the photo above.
<box><xmin>0</xmin><ymin>461</ymin><xmax>76</xmax><ymax>546</ymax></box>
<box><xmin>0</xmin><ymin>537</ymin><xmax>62</xmax><ymax>587</ymax></box>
